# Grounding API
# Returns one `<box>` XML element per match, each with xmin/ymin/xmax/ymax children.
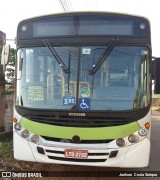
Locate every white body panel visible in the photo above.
<box><xmin>14</xmin><ymin>132</ymin><xmax>36</xmax><ymax>162</ymax></box>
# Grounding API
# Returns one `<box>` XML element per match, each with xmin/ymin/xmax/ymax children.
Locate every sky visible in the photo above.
<box><xmin>0</xmin><ymin>0</ymin><xmax>160</xmax><ymax>56</ymax></box>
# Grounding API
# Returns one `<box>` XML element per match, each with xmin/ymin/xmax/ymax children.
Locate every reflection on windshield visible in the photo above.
<box><xmin>16</xmin><ymin>46</ymin><xmax>150</xmax><ymax>111</ymax></box>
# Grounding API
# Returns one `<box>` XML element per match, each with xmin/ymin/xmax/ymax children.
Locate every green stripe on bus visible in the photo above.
<box><xmin>21</xmin><ymin>117</ymin><xmax>140</xmax><ymax>140</ymax></box>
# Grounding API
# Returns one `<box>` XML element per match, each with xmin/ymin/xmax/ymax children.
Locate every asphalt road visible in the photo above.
<box><xmin>43</xmin><ymin>111</ymin><xmax>160</xmax><ymax>180</ymax></box>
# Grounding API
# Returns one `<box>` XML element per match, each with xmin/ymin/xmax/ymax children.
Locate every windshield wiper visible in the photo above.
<box><xmin>89</xmin><ymin>39</ymin><xmax>118</xmax><ymax>75</ymax></box>
<box><xmin>43</xmin><ymin>39</ymin><xmax>68</xmax><ymax>73</ymax></box>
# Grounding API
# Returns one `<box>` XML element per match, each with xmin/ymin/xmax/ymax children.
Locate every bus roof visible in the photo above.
<box><xmin>18</xmin><ymin>11</ymin><xmax>150</xmax><ymax>24</ymax></box>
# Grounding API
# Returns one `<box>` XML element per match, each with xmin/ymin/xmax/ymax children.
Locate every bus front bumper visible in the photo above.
<box><xmin>14</xmin><ymin>132</ymin><xmax>150</xmax><ymax>168</ymax></box>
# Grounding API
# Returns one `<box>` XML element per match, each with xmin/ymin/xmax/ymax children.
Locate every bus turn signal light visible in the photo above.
<box><xmin>13</xmin><ymin>118</ymin><xmax>17</xmax><ymax>123</ymax></box>
<box><xmin>145</xmin><ymin>123</ymin><xmax>150</xmax><ymax>129</ymax></box>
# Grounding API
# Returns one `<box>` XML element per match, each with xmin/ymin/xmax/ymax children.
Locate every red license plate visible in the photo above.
<box><xmin>64</xmin><ymin>149</ymin><xmax>88</xmax><ymax>159</ymax></box>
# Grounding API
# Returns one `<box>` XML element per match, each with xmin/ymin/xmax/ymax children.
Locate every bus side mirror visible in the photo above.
<box><xmin>152</xmin><ymin>57</ymin><xmax>160</xmax><ymax>94</ymax></box>
<box><xmin>1</xmin><ymin>45</ymin><xmax>10</xmax><ymax>67</ymax></box>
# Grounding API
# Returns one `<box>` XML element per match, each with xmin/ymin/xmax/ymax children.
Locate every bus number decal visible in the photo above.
<box><xmin>63</xmin><ymin>97</ymin><xmax>75</xmax><ymax>105</ymax></box>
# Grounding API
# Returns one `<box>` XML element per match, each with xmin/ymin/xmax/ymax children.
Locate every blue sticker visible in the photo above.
<box><xmin>78</xmin><ymin>98</ymin><xmax>90</xmax><ymax>110</ymax></box>
<box><xmin>63</xmin><ymin>97</ymin><xmax>75</xmax><ymax>105</ymax></box>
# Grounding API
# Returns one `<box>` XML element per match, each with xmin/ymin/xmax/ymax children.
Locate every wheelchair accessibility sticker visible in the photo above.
<box><xmin>78</xmin><ymin>98</ymin><xmax>90</xmax><ymax>110</ymax></box>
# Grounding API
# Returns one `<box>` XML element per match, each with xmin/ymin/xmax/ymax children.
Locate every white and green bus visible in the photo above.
<box><xmin>13</xmin><ymin>12</ymin><xmax>159</xmax><ymax>167</ymax></box>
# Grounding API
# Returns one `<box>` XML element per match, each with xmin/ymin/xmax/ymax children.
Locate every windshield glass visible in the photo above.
<box><xmin>16</xmin><ymin>45</ymin><xmax>150</xmax><ymax>111</ymax></box>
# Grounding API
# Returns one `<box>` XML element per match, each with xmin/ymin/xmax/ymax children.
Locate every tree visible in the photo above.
<box><xmin>4</xmin><ymin>48</ymin><xmax>16</xmax><ymax>95</ymax></box>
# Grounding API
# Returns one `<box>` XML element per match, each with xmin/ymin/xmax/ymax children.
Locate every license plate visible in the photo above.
<box><xmin>64</xmin><ymin>149</ymin><xmax>88</xmax><ymax>159</ymax></box>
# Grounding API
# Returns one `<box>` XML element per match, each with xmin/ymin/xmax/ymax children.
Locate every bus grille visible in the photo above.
<box><xmin>26</xmin><ymin>115</ymin><xmax>132</xmax><ymax>127</ymax></box>
<box><xmin>47</xmin><ymin>156</ymin><xmax>106</xmax><ymax>163</ymax></box>
<box><xmin>37</xmin><ymin>146</ymin><xmax>118</xmax><ymax>163</ymax></box>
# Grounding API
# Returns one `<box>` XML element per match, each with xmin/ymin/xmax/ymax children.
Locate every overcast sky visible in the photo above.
<box><xmin>0</xmin><ymin>0</ymin><xmax>159</xmax><ymax>56</ymax></box>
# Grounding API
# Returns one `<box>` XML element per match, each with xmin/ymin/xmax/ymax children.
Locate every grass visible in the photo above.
<box><xmin>0</xmin><ymin>136</ymin><xmax>13</xmax><ymax>158</ymax></box>
<box><xmin>0</xmin><ymin>135</ymin><xmax>48</xmax><ymax>172</ymax></box>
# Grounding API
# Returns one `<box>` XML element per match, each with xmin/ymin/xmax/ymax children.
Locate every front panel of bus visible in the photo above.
<box><xmin>13</xmin><ymin>13</ymin><xmax>152</xmax><ymax>167</ymax></box>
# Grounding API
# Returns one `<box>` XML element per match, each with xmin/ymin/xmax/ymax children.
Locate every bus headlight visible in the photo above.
<box><xmin>31</xmin><ymin>134</ymin><xmax>39</xmax><ymax>143</ymax></box>
<box><xmin>116</xmin><ymin>138</ymin><xmax>125</xmax><ymax>147</ymax></box>
<box><xmin>14</xmin><ymin>122</ymin><xmax>22</xmax><ymax>131</ymax></box>
<box><xmin>138</xmin><ymin>127</ymin><xmax>148</xmax><ymax>136</ymax></box>
<box><xmin>128</xmin><ymin>134</ymin><xmax>139</xmax><ymax>143</ymax></box>
<box><xmin>115</xmin><ymin>122</ymin><xmax>150</xmax><ymax>148</ymax></box>
<box><xmin>21</xmin><ymin>129</ymin><xmax>29</xmax><ymax>138</ymax></box>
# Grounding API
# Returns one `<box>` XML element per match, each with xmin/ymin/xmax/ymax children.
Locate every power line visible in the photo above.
<box><xmin>66</xmin><ymin>0</ymin><xmax>73</xmax><ymax>11</ymax></box>
<box><xmin>59</xmin><ymin>0</ymin><xmax>73</xmax><ymax>12</ymax></box>
<box><xmin>59</xmin><ymin>0</ymin><xmax>67</xmax><ymax>12</ymax></box>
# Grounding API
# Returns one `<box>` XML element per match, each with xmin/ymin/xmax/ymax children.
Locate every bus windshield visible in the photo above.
<box><xmin>16</xmin><ymin>45</ymin><xmax>150</xmax><ymax>111</ymax></box>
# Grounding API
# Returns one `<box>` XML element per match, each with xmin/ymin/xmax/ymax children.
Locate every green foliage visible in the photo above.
<box><xmin>0</xmin><ymin>47</ymin><xmax>5</xmax><ymax>84</ymax></box>
<box><xmin>5</xmin><ymin>48</ymin><xmax>16</xmax><ymax>94</ymax></box>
